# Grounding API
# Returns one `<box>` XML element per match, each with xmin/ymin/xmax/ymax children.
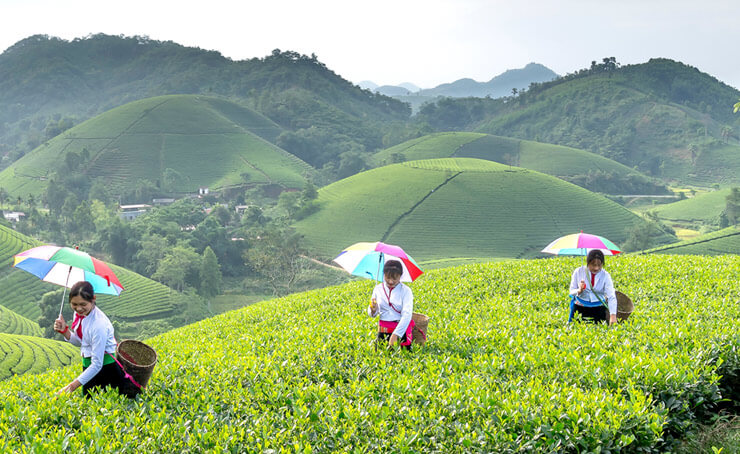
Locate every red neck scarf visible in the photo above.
<box><xmin>591</xmin><ymin>272</ymin><xmax>596</xmax><ymax>287</ymax></box>
<box><xmin>72</xmin><ymin>313</ymin><xmax>86</xmax><ymax>339</ymax></box>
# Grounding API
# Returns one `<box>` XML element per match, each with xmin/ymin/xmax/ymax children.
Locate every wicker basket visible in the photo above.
<box><xmin>411</xmin><ymin>312</ymin><xmax>429</xmax><ymax>345</ymax></box>
<box><xmin>116</xmin><ymin>339</ymin><xmax>157</xmax><ymax>388</ymax></box>
<box><xmin>616</xmin><ymin>291</ymin><xmax>634</xmax><ymax>322</ymax></box>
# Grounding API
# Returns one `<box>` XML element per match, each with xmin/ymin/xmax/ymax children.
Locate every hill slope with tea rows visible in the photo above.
<box><xmin>642</xmin><ymin>225</ymin><xmax>740</xmax><ymax>255</ymax></box>
<box><xmin>0</xmin><ymin>95</ymin><xmax>313</xmax><ymax>198</ymax></box>
<box><xmin>372</xmin><ymin>132</ymin><xmax>663</xmax><ymax>194</ymax></box>
<box><xmin>294</xmin><ymin>158</ymin><xmax>674</xmax><ymax>261</ymax></box>
<box><xmin>1</xmin><ymin>255</ymin><xmax>738</xmax><ymax>452</ymax></box>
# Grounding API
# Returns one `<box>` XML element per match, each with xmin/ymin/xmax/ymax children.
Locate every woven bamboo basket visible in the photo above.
<box><xmin>411</xmin><ymin>312</ymin><xmax>429</xmax><ymax>345</ymax></box>
<box><xmin>616</xmin><ymin>291</ymin><xmax>634</xmax><ymax>322</ymax></box>
<box><xmin>116</xmin><ymin>339</ymin><xmax>157</xmax><ymax>388</ymax></box>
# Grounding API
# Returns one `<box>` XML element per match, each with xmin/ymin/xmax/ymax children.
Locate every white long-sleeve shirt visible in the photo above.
<box><xmin>367</xmin><ymin>282</ymin><xmax>414</xmax><ymax>338</ymax></box>
<box><xmin>569</xmin><ymin>265</ymin><xmax>617</xmax><ymax>315</ymax></box>
<box><xmin>65</xmin><ymin>306</ymin><xmax>118</xmax><ymax>385</ymax></box>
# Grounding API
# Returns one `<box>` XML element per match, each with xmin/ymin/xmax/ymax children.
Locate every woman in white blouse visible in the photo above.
<box><xmin>54</xmin><ymin>281</ymin><xmax>139</xmax><ymax>398</ymax></box>
<box><xmin>367</xmin><ymin>260</ymin><xmax>415</xmax><ymax>350</ymax></box>
<box><xmin>568</xmin><ymin>249</ymin><xmax>618</xmax><ymax>324</ymax></box>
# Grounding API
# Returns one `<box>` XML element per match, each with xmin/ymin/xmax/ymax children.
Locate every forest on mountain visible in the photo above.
<box><xmin>0</xmin><ymin>34</ymin><xmax>411</xmax><ymax>173</ymax></box>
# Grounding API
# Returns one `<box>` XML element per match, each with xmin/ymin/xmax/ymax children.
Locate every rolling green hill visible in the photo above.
<box><xmin>0</xmin><ymin>224</ymin><xmax>178</xmax><ymax>323</ymax></box>
<box><xmin>0</xmin><ymin>255</ymin><xmax>738</xmax><ymax>451</ymax></box>
<box><xmin>642</xmin><ymin>226</ymin><xmax>740</xmax><ymax>255</ymax></box>
<box><xmin>0</xmin><ymin>95</ymin><xmax>314</xmax><ymax>198</ymax></box>
<box><xmin>0</xmin><ymin>333</ymin><xmax>77</xmax><ymax>381</ymax></box>
<box><xmin>294</xmin><ymin>158</ymin><xmax>674</xmax><ymax>261</ymax></box>
<box><xmin>650</xmin><ymin>188</ymin><xmax>731</xmax><ymax>226</ymax></box>
<box><xmin>372</xmin><ymin>132</ymin><xmax>666</xmax><ymax>194</ymax></box>
<box><xmin>0</xmin><ymin>305</ymin><xmax>42</xmax><ymax>336</ymax></box>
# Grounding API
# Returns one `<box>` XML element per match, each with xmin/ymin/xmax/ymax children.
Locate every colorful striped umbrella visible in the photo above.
<box><xmin>541</xmin><ymin>232</ymin><xmax>622</xmax><ymax>256</ymax></box>
<box><xmin>13</xmin><ymin>245</ymin><xmax>124</xmax><ymax>316</ymax></box>
<box><xmin>333</xmin><ymin>241</ymin><xmax>423</xmax><ymax>282</ymax></box>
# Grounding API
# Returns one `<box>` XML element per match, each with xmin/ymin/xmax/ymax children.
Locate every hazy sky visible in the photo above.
<box><xmin>2</xmin><ymin>0</ymin><xmax>738</xmax><ymax>90</ymax></box>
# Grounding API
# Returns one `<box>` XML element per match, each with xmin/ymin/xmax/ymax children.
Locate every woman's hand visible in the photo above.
<box><xmin>369</xmin><ymin>297</ymin><xmax>378</xmax><ymax>313</ymax></box>
<box><xmin>54</xmin><ymin>317</ymin><xmax>70</xmax><ymax>338</ymax></box>
<box><xmin>577</xmin><ymin>280</ymin><xmax>586</xmax><ymax>295</ymax></box>
<box><xmin>388</xmin><ymin>333</ymin><xmax>399</xmax><ymax>348</ymax></box>
<box><xmin>57</xmin><ymin>380</ymin><xmax>81</xmax><ymax>395</ymax></box>
<box><xmin>609</xmin><ymin>314</ymin><xmax>618</xmax><ymax>325</ymax></box>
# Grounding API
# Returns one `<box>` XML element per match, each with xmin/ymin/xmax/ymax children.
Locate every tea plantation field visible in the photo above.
<box><xmin>1</xmin><ymin>255</ymin><xmax>738</xmax><ymax>452</ymax></box>
<box><xmin>294</xmin><ymin>158</ymin><xmax>674</xmax><ymax>261</ymax></box>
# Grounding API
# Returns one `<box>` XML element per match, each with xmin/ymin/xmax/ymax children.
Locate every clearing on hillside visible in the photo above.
<box><xmin>294</xmin><ymin>158</ymin><xmax>674</xmax><ymax>261</ymax></box>
<box><xmin>0</xmin><ymin>95</ymin><xmax>313</xmax><ymax>198</ymax></box>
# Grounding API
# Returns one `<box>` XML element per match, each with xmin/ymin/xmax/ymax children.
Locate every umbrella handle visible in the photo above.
<box><xmin>58</xmin><ymin>266</ymin><xmax>72</xmax><ymax>318</ymax></box>
<box><xmin>376</xmin><ymin>252</ymin><xmax>383</xmax><ymax>282</ymax></box>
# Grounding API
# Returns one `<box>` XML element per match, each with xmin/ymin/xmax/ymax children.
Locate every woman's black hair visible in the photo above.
<box><xmin>69</xmin><ymin>281</ymin><xmax>95</xmax><ymax>303</ymax></box>
<box><xmin>586</xmin><ymin>249</ymin><xmax>605</xmax><ymax>265</ymax></box>
<box><xmin>383</xmin><ymin>260</ymin><xmax>403</xmax><ymax>276</ymax></box>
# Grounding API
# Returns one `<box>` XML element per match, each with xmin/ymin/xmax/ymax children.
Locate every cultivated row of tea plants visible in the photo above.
<box><xmin>0</xmin><ymin>333</ymin><xmax>77</xmax><ymax>380</ymax></box>
<box><xmin>1</xmin><ymin>255</ymin><xmax>738</xmax><ymax>452</ymax></box>
<box><xmin>0</xmin><ymin>305</ymin><xmax>41</xmax><ymax>337</ymax></box>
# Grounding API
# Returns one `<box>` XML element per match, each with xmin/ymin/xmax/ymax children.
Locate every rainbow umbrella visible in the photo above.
<box><xmin>541</xmin><ymin>232</ymin><xmax>622</xmax><ymax>256</ymax></box>
<box><xmin>333</xmin><ymin>241</ymin><xmax>423</xmax><ymax>282</ymax></box>
<box><xmin>13</xmin><ymin>245</ymin><xmax>124</xmax><ymax>316</ymax></box>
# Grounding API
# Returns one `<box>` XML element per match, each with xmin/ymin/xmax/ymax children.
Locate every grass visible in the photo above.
<box><xmin>0</xmin><ymin>95</ymin><xmax>313</xmax><ymax>198</ymax></box>
<box><xmin>295</xmin><ymin>157</ymin><xmax>674</xmax><ymax>262</ymax></box>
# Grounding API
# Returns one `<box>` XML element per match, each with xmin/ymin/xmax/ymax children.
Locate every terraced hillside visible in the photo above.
<box><xmin>0</xmin><ymin>224</ymin><xmax>177</xmax><ymax>322</ymax></box>
<box><xmin>294</xmin><ymin>158</ymin><xmax>674</xmax><ymax>261</ymax></box>
<box><xmin>0</xmin><ymin>95</ymin><xmax>313</xmax><ymax>198</ymax></box>
<box><xmin>0</xmin><ymin>305</ymin><xmax>42</xmax><ymax>336</ymax></box>
<box><xmin>642</xmin><ymin>226</ymin><xmax>740</xmax><ymax>255</ymax></box>
<box><xmin>0</xmin><ymin>333</ymin><xmax>77</xmax><ymax>381</ymax></box>
<box><xmin>372</xmin><ymin>132</ymin><xmax>663</xmax><ymax>194</ymax></box>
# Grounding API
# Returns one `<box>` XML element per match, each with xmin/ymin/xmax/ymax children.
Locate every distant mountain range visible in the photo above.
<box><xmin>360</xmin><ymin>63</ymin><xmax>558</xmax><ymax>98</ymax></box>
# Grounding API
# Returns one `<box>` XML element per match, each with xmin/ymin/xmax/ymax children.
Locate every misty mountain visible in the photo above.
<box><xmin>417</xmin><ymin>63</ymin><xmax>558</xmax><ymax>98</ymax></box>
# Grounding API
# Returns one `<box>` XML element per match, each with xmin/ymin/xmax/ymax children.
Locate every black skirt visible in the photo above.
<box><xmin>82</xmin><ymin>361</ymin><xmax>141</xmax><ymax>398</ymax></box>
<box><xmin>573</xmin><ymin>304</ymin><xmax>608</xmax><ymax>323</ymax></box>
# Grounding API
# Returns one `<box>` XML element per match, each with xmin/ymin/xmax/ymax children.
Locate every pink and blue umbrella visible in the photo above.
<box><xmin>13</xmin><ymin>245</ymin><xmax>124</xmax><ymax>316</ymax></box>
<box><xmin>333</xmin><ymin>241</ymin><xmax>423</xmax><ymax>282</ymax></box>
<box><xmin>541</xmin><ymin>232</ymin><xmax>622</xmax><ymax>256</ymax></box>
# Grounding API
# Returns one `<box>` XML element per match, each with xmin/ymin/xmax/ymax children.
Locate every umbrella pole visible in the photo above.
<box><xmin>58</xmin><ymin>266</ymin><xmax>72</xmax><ymax>318</ymax></box>
<box><xmin>376</xmin><ymin>252</ymin><xmax>384</xmax><ymax>282</ymax></box>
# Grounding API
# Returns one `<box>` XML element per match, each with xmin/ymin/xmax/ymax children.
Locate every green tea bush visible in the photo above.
<box><xmin>0</xmin><ymin>255</ymin><xmax>738</xmax><ymax>452</ymax></box>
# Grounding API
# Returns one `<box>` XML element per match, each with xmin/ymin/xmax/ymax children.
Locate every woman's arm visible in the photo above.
<box><xmin>391</xmin><ymin>287</ymin><xmax>413</xmax><ymax>343</ymax></box>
